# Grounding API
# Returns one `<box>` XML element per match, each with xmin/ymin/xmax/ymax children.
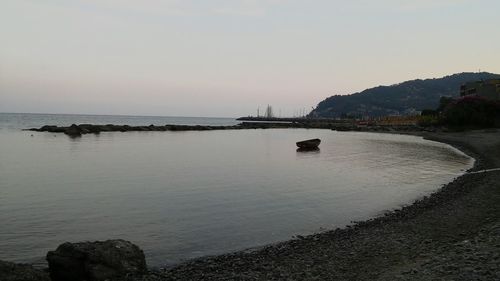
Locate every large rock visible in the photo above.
<box><xmin>0</xmin><ymin>260</ymin><xmax>50</xmax><ymax>281</ymax></box>
<box><xmin>64</xmin><ymin>124</ymin><xmax>82</xmax><ymax>137</ymax></box>
<box><xmin>46</xmin><ymin>239</ymin><xmax>147</xmax><ymax>281</ymax></box>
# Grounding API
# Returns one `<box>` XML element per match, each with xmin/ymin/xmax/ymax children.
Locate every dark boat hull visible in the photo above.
<box><xmin>296</xmin><ymin>138</ymin><xmax>321</xmax><ymax>149</ymax></box>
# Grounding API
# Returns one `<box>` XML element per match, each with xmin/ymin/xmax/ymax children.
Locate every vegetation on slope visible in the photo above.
<box><xmin>311</xmin><ymin>72</ymin><xmax>500</xmax><ymax>118</ymax></box>
<box><xmin>441</xmin><ymin>96</ymin><xmax>500</xmax><ymax>129</ymax></box>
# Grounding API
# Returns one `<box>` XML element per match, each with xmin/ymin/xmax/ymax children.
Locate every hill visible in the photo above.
<box><xmin>310</xmin><ymin>72</ymin><xmax>500</xmax><ymax>118</ymax></box>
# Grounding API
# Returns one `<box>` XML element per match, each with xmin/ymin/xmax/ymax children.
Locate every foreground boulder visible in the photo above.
<box><xmin>0</xmin><ymin>260</ymin><xmax>50</xmax><ymax>281</ymax></box>
<box><xmin>46</xmin><ymin>239</ymin><xmax>147</xmax><ymax>281</ymax></box>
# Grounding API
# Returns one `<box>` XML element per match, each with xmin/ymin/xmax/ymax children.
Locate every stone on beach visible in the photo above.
<box><xmin>46</xmin><ymin>239</ymin><xmax>147</xmax><ymax>281</ymax></box>
<box><xmin>0</xmin><ymin>260</ymin><xmax>50</xmax><ymax>281</ymax></box>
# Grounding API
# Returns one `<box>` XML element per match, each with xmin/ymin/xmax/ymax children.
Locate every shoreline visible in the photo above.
<box><xmin>2</xmin><ymin>129</ymin><xmax>499</xmax><ymax>280</ymax></box>
<box><xmin>151</xmin><ymin>130</ymin><xmax>500</xmax><ymax>280</ymax></box>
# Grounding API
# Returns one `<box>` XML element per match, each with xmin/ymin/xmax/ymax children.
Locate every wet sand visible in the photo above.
<box><xmin>138</xmin><ymin>130</ymin><xmax>500</xmax><ymax>280</ymax></box>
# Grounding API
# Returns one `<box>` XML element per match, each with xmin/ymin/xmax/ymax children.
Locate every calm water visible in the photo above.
<box><xmin>0</xmin><ymin>113</ymin><xmax>473</xmax><ymax>267</ymax></box>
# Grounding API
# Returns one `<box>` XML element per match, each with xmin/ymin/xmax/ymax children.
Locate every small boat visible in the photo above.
<box><xmin>296</xmin><ymin>138</ymin><xmax>321</xmax><ymax>149</ymax></box>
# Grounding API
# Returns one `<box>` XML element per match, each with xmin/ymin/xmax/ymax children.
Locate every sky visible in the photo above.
<box><xmin>1</xmin><ymin>0</ymin><xmax>500</xmax><ymax>117</ymax></box>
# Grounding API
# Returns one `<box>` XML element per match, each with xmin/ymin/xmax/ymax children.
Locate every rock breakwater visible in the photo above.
<box><xmin>27</xmin><ymin>122</ymin><xmax>428</xmax><ymax>137</ymax></box>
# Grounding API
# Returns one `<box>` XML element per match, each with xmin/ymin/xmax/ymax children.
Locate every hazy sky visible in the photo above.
<box><xmin>1</xmin><ymin>0</ymin><xmax>499</xmax><ymax>117</ymax></box>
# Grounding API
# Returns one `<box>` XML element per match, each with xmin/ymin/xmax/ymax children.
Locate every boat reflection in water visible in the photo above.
<box><xmin>296</xmin><ymin>147</ymin><xmax>320</xmax><ymax>153</ymax></box>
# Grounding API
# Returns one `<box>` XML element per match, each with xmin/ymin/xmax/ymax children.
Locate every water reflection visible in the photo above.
<box><xmin>68</xmin><ymin>134</ymin><xmax>82</xmax><ymax>140</ymax></box>
<box><xmin>0</xmin><ymin>127</ymin><xmax>474</xmax><ymax>267</ymax></box>
<box><xmin>296</xmin><ymin>147</ymin><xmax>321</xmax><ymax>153</ymax></box>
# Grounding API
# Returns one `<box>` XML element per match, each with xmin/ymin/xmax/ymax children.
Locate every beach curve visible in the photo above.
<box><xmin>138</xmin><ymin>130</ymin><xmax>500</xmax><ymax>280</ymax></box>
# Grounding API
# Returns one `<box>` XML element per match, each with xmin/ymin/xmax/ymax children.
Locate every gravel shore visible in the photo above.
<box><xmin>134</xmin><ymin>130</ymin><xmax>500</xmax><ymax>281</ymax></box>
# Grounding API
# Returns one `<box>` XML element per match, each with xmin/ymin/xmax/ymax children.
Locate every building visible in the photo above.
<box><xmin>460</xmin><ymin>79</ymin><xmax>500</xmax><ymax>100</ymax></box>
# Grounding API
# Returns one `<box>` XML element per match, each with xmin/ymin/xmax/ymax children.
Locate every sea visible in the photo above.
<box><xmin>0</xmin><ymin>113</ymin><xmax>474</xmax><ymax>267</ymax></box>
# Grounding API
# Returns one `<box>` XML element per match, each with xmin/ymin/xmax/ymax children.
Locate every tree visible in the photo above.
<box><xmin>440</xmin><ymin>96</ymin><xmax>500</xmax><ymax>128</ymax></box>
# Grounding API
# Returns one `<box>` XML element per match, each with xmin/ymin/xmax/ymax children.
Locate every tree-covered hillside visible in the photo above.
<box><xmin>310</xmin><ymin>72</ymin><xmax>500</xmax><ymax>118</ymax></box>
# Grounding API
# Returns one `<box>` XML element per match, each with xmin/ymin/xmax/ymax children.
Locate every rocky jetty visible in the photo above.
<box><xmin>28</xmin><ymin>124</ymin><xmax>242</xmax><ymax>137</ymax></box>
<box><xmin>46</xmin><ymin>239</ymin><xmax>146</xmax><ymax>281</ymax></box>
<box><xmin>27</xmin><ymin>122</ymin><xmax>429</xmax><ymax>137</ymax></box>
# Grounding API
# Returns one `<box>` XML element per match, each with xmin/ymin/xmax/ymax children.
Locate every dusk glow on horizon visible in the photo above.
<box><xmin>1</xmin><ymin>0</ymin><xmax>499</xmax><ymax>117</ymax></box>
